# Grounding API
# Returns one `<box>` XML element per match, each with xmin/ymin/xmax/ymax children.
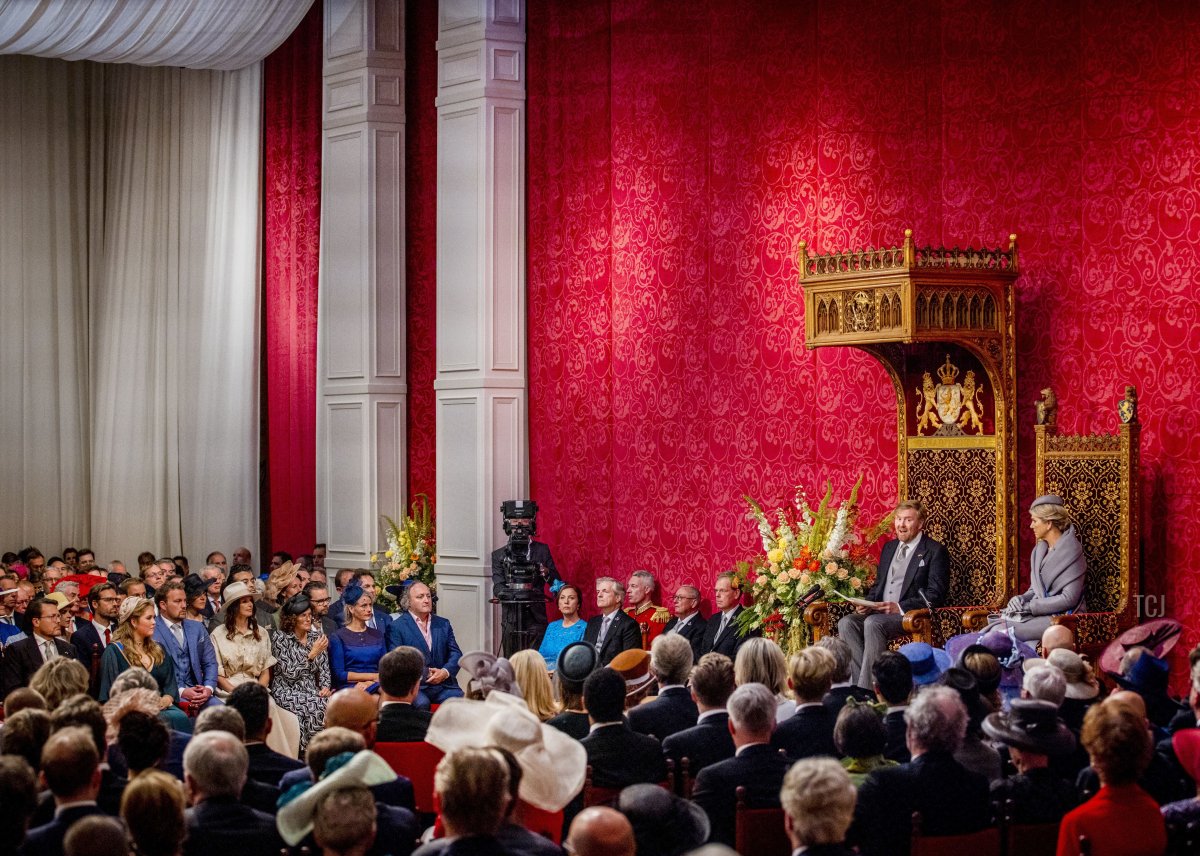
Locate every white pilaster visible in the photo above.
<box><xmin>435</xmin><ymin>0</ymin><xmax>526</xmax><ymax>653</ymax></box>
<box><xmin>317</xmin><ymin>0</ymin><xmax>407</xmax><ymax>569</ymax></box>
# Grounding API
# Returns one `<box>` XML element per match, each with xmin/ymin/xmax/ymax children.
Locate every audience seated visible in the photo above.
<box><xmin>314</xmin><ymin>786</ymin><xmax>378</xmax><ymax>856</ymax></box>
<box><xmin>69</xmin><ymin>582</ymin><xmax>120</xmax><ymax>692</ymax></box>
<box><xmin>279</xmin><ymin>726</ymin><xmax>415</xmax><ymax>813</ymax></box>
<box><xmin>46</xmin><ymin>694</ymin><xmax>125</xmax><ymax>817</ymax></box>
<box><xmin>98</xmin><ymin>597</ymin><xmax>191</xmax><ymax>733</ymax></box>
<box><xmin>565</xmin><ymin>807</ymin><xmax>635</xmax><ymax>856</ymax></box>
<box><xmin>818</xmin><ymin>637</ymin><xmax>876</xmax><ymax>717</ymax></box>
<box><xmin>580</xmin><ymin>667</ymin><xmax>668</xmax><ymax>789</ymax></box>
<box><xmin>628</xmin><ymin>633</ymin><xmax>698</xmax><ymax>740</ymax></box>
<box><xmin>1</xmin><ymin>708</ymin><xmax>52</xmax><ymax>772</ymax></box>
<box><xmin>62</xmin><ymin>816</ymin><xmax>128</xmax><ymax>856</ymax></box>
<box><xmin>225</xmin><ymin>682</ymin><xmax>305</xmax><ymax>786</ymax></box>
<box><xmin>1025</xmin><ymin>649</ymin><xmax>1101</xmax><ymax>732</ymax></box>
<box><xmin>735</xmin><ymin>636</ymin><xmax>795</xmax><ymax>723</ymax></box>
<box><xmin>582</xmin><ymin>577</ymin><xmax>642</xmax><ymax>666</ymax></box>
<box><xmin>152</xmin><ymin>581</ymin><xmax>219</xmax><ymax>712</ymax></box>
<box><xmin>117</xmin><ymin>709</ymin><xmax>171</xmax><ymax>776</ymax></box>
<box><xmin>771</xmin><ymin>646</ymin><xmax>837</xmax><ymax>760</ymax></box>
<box><xmin>102</xmin><ymin>667</ymin><xmax>191</xmax><ymax>780</ymax></box>
<box><xmin>692</xmin><ymin>682</ymin><xmax>791</xmax><ymax>847</ymax></box>
<box><xmin>28</xmin><ymin>658</ymin><xmax>88</xmax><ymax>711</ymax></box>
<box><xmin>0</xmin><ymin>755</ymin><xmax>38</xmax><ymax>856</ymax></box>
<box><xmin>511</xmin><ymin>649</ymin><xmax>558</xmax><ymax>722</ymax></box>
<box><xmin>3</xmin><ymin>687</ymin><xmax>47</xmax><ymax>718</ymax></box>
<box><xmin>1</xmin><ymin>598</ymin><xmax>77</xmax><ymax>698</ymax></box>
<box><xmin>698</xmin><ymin>572</ymin><xmax>756</xmax><ymax>659</ymax></box>
<box><xmin>192</xmin><ymin>705</ymin><xmax>281</xmax><ymax>813</ymax></box>
<box><xmin>546</xmin><ymin>641</ymin><xmax>596</xmax><ymax>740</ymax></box>
<box><xmin>984</xmin><ymin>698</ymin><xmax>1079</xmax><ymax>824</ymax></box>
<box><xmin>871</xmin><ymin>651</ymin><xmax>914</xmax><ymax>762</ymax></box>
<box><xmin>1113</xmin><ymin>648</ymin><xmax>1186</xmax><ymax>732</ymax></box>
<box><xmin>617</xmin><ymin>782</ymin><xmax>709</xmax><ymax>856</ymax></box>
<box><xmin>419</xmin><ymin>747</ymin><xmax>513</xmax><ymax>854</ymax></box>
<box><xmin>121</xmin><ymin>769</ymin><xmax>187</xmax><ymax>856</ymax></box>
<box><xmin>376</xmin><ymin>647</ymin><xmax>434</xmax><ymax>742</ymax></box>
<box><xmin>1162</xmin><ymin>728</ymin><xmax>1200</xmax><ymax>825</ymax></box>
<box><xmin>385</xmin><ymin>581</ymin><xmax>463</xmax><ymax>707</ymax></box>
<box><xmin>662</xmin><ymin>652</ymin><xmax>736</xmax><ymax>779</ymax></box>
<box><xmin>834</xmin><ymin>701</ymin><xmax>897</xmax><ymax>786</ymax></box>
<box><xmin>270</xmin><ymin>592</ymin><xmax>332</xmax><ymax>753</ymax></box>
<box><xmin>1057</xmin><ymin>699</ymin><xmax>1167</xmax><ymax>856</ymax></box>
<box><xmin>1041</xmin><ymin>623</ymin><xmax>1076</xmax><ymax>655</ymax></box>
<box><xmin>19</xmin><ymin>726</ymin><xmax>105</xmax><ymax>856</ymax></box>
<box><xmin>661</xmin><ymin>584</ymin><xmax>707</xmax><ymax>662</ymax></box>
<box><xmin>781</xmin><ymin>758</ymin><xmax>858</xmax><ymax>856</ymax></box>
<box><xmin>852</xmin><ymin>685</ymin><xmax>990</xmax><ymax>856</ymax></box>
<box><xmin>182</xmin><ymin>730</ymin><xmax>284</xmax><ymax>856</ymax></box>
<box><xmin>937</xmin><ymin>667</ymin><xmax>1002</xmax><ymax>782</ymax></box>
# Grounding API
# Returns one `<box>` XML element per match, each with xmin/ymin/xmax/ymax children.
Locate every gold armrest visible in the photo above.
<box><xmin>961</xmin><ymin>608</ymin><xmax>992</xmax><ymax>632</ymax></box>
<box><xmin>804</xmin><ymin>601</ymin><xmax>831</xmax><ymax>642</ymax></box>
<box><xmin>902</xmin><ymin>608</ymin><xmax>931</xmax><ymax>643</ymax></box>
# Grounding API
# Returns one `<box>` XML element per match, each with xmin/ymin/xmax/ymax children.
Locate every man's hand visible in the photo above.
<box><xmin>426</xmin><ymin>667</ymin><xmax>449</xmax><ymax>685</ymax></box>
<box><xmin>180</xmin><ymin>686</ymin><xmax>204</xmax><ymax>703</ymax></box>
<box><xmin>876</xmin><ymin>601</ymin><xmax>902</xmax><ymax>615</ymax></box>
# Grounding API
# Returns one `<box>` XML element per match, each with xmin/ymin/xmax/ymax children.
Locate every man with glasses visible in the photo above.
<box><xmin>71</xmin><ymin>582</ymin><xmax>121</xmax><ymax>694</ymax></box>
<box><xmin>200</xmin><ymin>564</ymin><xmax>225</xmax><ymax>618</ymax></box>
<box><xmin>303</xmin><ymin>581</ymin><xmax>337</xmax><ymax>635</ymax></box>
<box><xmin>1</xmin><ymin>597</ymin><xmax>77</xmax><ymax>696</ymax></box>
<box><xmin>663</xmin><ymin>584</ymin><xmax>708</xmax><ymax>660</ymax></box>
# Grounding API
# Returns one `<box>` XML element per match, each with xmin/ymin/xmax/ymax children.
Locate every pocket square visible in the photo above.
<box><xmin>919</xmin><ymin>559</ymin><xmax>926</xmax><ymax>567</ymax></box>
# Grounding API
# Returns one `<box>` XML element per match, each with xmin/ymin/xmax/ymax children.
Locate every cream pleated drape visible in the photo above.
<box><xmin>0</xmin><ymin>55</ymin><xmax>261</xmax><ymax>563</ymax></box>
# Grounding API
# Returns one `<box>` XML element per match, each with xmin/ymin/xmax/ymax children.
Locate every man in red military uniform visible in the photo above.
<box><xmin>625</xmin><ymin>570</ymin><xmax>669</xmax><ymax>649</ymax></box>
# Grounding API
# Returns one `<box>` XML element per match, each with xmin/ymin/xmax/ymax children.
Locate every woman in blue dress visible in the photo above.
<box><xmin>98</xmin><ymin>597</ymin><xmax>192</xmax><ymax>733</ymax></box>
<box><xmin>537</xmin><ymin>584</ymin><xmax>586</xmax><ymax>671</ymax></box>
<box><xmin>329</xmin><ymin>582</ymin><xmax>387</xmax><ymax>689</ymax></box>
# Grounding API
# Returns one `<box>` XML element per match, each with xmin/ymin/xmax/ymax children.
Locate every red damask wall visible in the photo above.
<box><xmin>525</xmin><ymin>0</ymin><xmax>1200</xmax><ymax>672</ymax></box>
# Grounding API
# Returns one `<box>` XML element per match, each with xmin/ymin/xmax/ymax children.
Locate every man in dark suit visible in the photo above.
<box><xmin>386</xmin><ymin>581</ymin><xmax>462</xmax><ymax>708</ymax></box>
<box><xmin>662</xmin><ymin>584</ymin><xmax>708</xmax><ymax>660</ymax></box>
<box><xmin>2</xmin><ymin>598</ymin><xmax>76</xmax><ymax>697</ymax></box>
<box><xmin>153</xmin><ymin>581</ymin><xmax>220</xmax><ymax>710</ymax></box>
<box><xmin>278</xmin><ymin>725</ymin><xmax>415</xmax><ymax>814</ymax></box>
<box><xmin>780</xmin><ymin>758</ymin><xmax>859</xmax><ymax>856</ymax></box>
<box><xmin>582</xmin><ymin>577</ymin><xmax>641</xmax><ymax>667</ymax></box>
<box><xmin>628</xmin><ymin>633</ymin><xmax>697</xmax><ymax>740</ymax></box>
<box><xmin>852</xmin><ymin>685</ymin><xmax>990</xmax><ymax>856</ymax></box>
<box><xmin>224</xmin><ymin>683</ymin><xmax>304</xmax><ymax>786</ymax></box>
<box><xmin>662</xmin><ymin>652</ymin><xmax>736</xmax><ymax>780</ymax></box>
<box><xmin>376</xmin><ymin>646</ymin><xmax>434</xmax><ymax>743</ymax></box>
<box><xmin>872</xmin><ymin>651</ymin><xmax>914</xmax><ymax>762</ymax></box>
<box><xmin>837</xmin><ymin>500</ymin><xmax>950</xmax><ymax>687</ymax></box>
<box><xmin>581</xmin><ymin>668</ymin><xmax>668</xmax><ymax>789</ymax></box>
<box><xmin>818</xmin><ymin>637</ymin><xmax>877</xmax><ymax>717</ymax></box>
<box><xmin>18</xmin><ymin>727</ymin><xmax>106</xmax><ymax>856</ymax></box>
<box><xmin>70</xmin><ymin>583</ymin><xmax>120</xmax><ymax>695</ymax></box>
<box><xmin>183</xmin><ymin>731</ymin><xmax>284</xmax><ymax>856</ymax></box>
<box><xmin>699</xmin><ymin>572</ymin><xmax>757</xmax><ymax>658</ymax></box>
<box><xmin>692</xmin><ymin>682</ymin><xmax>792</xmax><ymax>847</ymax></box>
<box><xmin>772</xmin><ymin>646</ymin><xmax>838</xmax><ymax>760</ymax></box>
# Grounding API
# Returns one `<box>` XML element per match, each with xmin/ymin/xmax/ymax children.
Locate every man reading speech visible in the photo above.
<box><xmin>837</xmin><ymin>500</ymin><xmax>949</xmax><ymax>688</ymax></box>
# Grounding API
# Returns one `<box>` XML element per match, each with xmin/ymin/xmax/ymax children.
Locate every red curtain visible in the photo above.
<box><xmin>526</xmin><ymin>0</ymin><xmax>1200</xmax><ymax>680</ymax></box>
<box><xmin>263</xmin><ymin>2</ymin><xmax>322</xmax><ymax>557</ymax></box>
<box><xmin>406</xmin><ymin>0</ymin><xmax>438</xmax><ymax>506</ymax></box>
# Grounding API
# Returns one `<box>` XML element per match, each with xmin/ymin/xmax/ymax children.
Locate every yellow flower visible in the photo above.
<box><xmin>370</xmin><ymin>553</ymin><xmax>378</xmax><ymax>563</ymax></box>
<box><xmin>767</xmin><ymin>548</ymin><xmax>785</xmax><ymax>564</ymax></box>
<box><xmin>385</xmin><ymin>550</ymin><xmax>394</xmax><ymax>559</ymax></box>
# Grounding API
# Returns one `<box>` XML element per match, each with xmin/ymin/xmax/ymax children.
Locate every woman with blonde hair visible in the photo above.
<box><xmin>510</xmin><ymin>649</ymin><xmax>557</xmax><ymax>721</ymax></box>
<box><xmin>97</xmin><ymin>597</ymin><xmax>191</xmax><ymax>732</ymax></box>
<box><xmin>121</xmin><ymin>769</ymin><xmax>186</xmax><ymax>856</ymax></box>
<box><xmin>29</xmin><ymin>658</ymin><xmax>89</xmax><ymax>710</ymax></box>
<box><xmin>735</xmin><ymin>636</ymin><xmax>795</xmax><ymax>722</ymax></box>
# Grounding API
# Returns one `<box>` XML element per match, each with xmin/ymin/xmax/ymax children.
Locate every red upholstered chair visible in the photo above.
<box><xmin>910</xmin><ymin>811</ymin><xmax>1000</xmax><ymax>856</ymax></box>
<box><xmin>734</xmin><ymin>786</ymin><xmax>790</xmax><ymax>856</ymax></box>
<box><xmin>373</xmin><ymin>741</ymin><xmax>444</xmax><ymax>814</ymax></box>
<box><xmin>512</xmin><ymin>801</ymin><xmax>563</xmax><ymax>844</ymax></box>
<box><xmin>1004</xmin><ymin>821</ymin><xmax>1060</xmax><ymax>856</ymax></box>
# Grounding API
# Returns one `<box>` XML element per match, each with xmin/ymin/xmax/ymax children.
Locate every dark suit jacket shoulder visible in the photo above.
<box><xmin>867</xmin><ymin>536</ymin><xmax>951</xmax><ymax>612</ymax></box>
<box><xmin>698</xmin><ymin>606</ymin><xmax>758</xmax><ymax>659</ymax></box>
<box><xmin>692</xmin><ymin>744</ymin><xmax>791</xmax><ymax>846</ymax></box>
<box><xmin>663</xmin><ymin>613</ymin><xmax>708</xmax><ymax>659</ymax></box>
<box><xmin>582</xmin><ymin>611</ymin><xmax>641</xmax><ymax>666</ymax></box>
<box><xmin>771</xmin><ymin>704</ymin><xmax>837</xmax><ymax>760</ymax></box>
<box><xmin>2</xmin><ymin>635</ymin><xmax>75</xmax><ymax>697</ymax></box>
<box><xmin>184</xmin><ymin>798</ymin><xmax>283</xmax><ymax>856</ymax></box>
<box><xmin>627</xmin><ymin>686</ymin><xmax>698</xmax><ymax>740</ymax></box>
<box><xmin>377</xmin><ymin>702</ymin><xmax>434</xmax><ymax>743</ymax></box>
<box><xmin>18</xmin><ymin>804</ymin><xmax>107</xmax><ymax>856</ymax></box>
<box><xmin>581</xmin><ymin>723</ymin><xmax>667</xmax><ymax>789</ymax></box>
<box><xmin>662</xmin><ymin>711</ymin><xmax>735</xmax><ymax>778</ymax></box>
<box><xmin>244</xmin><ymin>742</ymin><xmax>305</xmax><ymax>786</ymax></box>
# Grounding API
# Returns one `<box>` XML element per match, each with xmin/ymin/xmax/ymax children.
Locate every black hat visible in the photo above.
<box><xmin>556</xmin><ymin>641</ymin><xmax>598</xmax><ymax>694</ymax></box>
<box><xmin>182</xmin><ymin>574</ymin><xmax>207</xmax><ymax>601</ymax></box>
<box><xmin>982</xmin><ymin>699</ymin><xmax>1076</xmax><ymax>756</ymax></box>
<box><xmin>618</xmin><ymin>783</ymin><xmax>709</xmax><ymax>856</ymax></box>
<box><xmin>937</xmin><ymin>667</ymin><xmax>991</xmax><ymax>728</ymax></box>
<box><xmin>282</xmin><ymin>593</ymin><xmax>312</xmax><ymax>616</ymax></box>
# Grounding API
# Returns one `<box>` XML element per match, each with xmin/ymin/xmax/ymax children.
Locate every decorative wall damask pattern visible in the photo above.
<box><xmin>521</xmin><ymin>0</ymin><xmax>1200</xmax><ymax>684</ymax></box>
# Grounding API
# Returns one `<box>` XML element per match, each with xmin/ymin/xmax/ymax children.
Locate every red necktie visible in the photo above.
<box><xmin>104</xmin><ymin>627</ymin><xmax>111</xmax><ymax>645</ymax></box>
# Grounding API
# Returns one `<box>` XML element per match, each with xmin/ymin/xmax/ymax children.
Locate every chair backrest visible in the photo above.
<box><xmin>734</xmin><ymin>786</ymin><xmax>790</xmax><ymax>856</ymax></box>
<box><xmin>1005</xmin><ymin>821</ymin><xmax>1060</xmax><ymax>856</ymax></box>
<box><xmin>1166</xmin><ymin>818</ymin><xmax>1200</xmax><ymax>856</ymax></box>
<box><xmin>373</xmin><ymin>740</ymin><xmax>444</xmax><ymax>814</ymax></box>
<box><xmin>512</xmin><ymin>800</ymin><xmax>563</xmax><ymax>844</ymax></box>
<box><xmin>910</xmin><ymin>811</ymin><xmax>1001</xmax><ymax>856</ymax></box>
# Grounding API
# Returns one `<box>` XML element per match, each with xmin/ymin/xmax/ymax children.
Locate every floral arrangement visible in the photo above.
<box><xmin>371</xmin><ymin>493</ymin><xmax>438</xmax><ymax>601</ymax></box>
<box><xmin>735</xmin><ymin>476</ymin><xmax>893</xmax><ymax>650</ymax></box>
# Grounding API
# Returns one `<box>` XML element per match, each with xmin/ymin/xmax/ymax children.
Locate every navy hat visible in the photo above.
<box><xmin>899</xmin><ymin>642</ymin><xmax>951</xmax><ymax>685</ymax></box>
<box><xmin>556</xmin><ymin>641</ymin><xmax>598</xmax><ymax>693</ymax></box>
<box><xmin>183</xmin><ymin>573</ymin><xmax>208</xmax><ymax>601</ymax></box>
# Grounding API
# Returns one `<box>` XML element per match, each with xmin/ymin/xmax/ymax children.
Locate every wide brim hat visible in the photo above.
<box><xmin>44</xmin><ymin>592</ymin><xmax>71</xmax><ymax>610</ymax></box>
<box><xmin>1024</xmin><ymin>650</ymin><xmax>1100</xmax><ymax>700</ymax></box>
<box><xmin>459</xmin><ymin>651</ymin><xmax>522</xmax><ymax>698</ymax></box>
<box><xmin>1100</xmin><ymin>619</ymin><xmax>1182</xmax><ymax>676</ymax></box>
<box><xmin>221</xmin><ymin>581</ymin><xmax>253</xmax><ymax>606</ymax></box>
<box><xmin>899</xmin><ymin>642</ymin><xmax>952</xmax><ymax>685</ymax></box>
<box><xmin>1172</xmin><ymin>729</ymin><xmax>1200</xmax><ymax>782</ymax></box>
<box><xmin>62</xmin><ymin>574</ymin><xmax>101</xmax><ymax>599</ymax></box>
<box><xmin>276</xmin><ymin>750</ymin><xmax>396</xmax><ymax>846</ymax></box>
<box><xmin>982</xmin><ymin>699</ymin><xmax>1077</xmax><ymax>756</ymax></box>
<box><xmin>1112</xmin><ymin>651</ymin><xmax>1172</xmax><ymax>698</ymax></box>
<box><xmin>425</xmin><ymin>691</ymin><xmax>586</xmax><ymax>812</ymax></box>
<box><xmin>618</xmin><ymin>783</ymin><xmax>710</xmax><ymax>854</ymax></box>
<box><xmin>947</xmin><ymin>631</ymin><xmax>1037</xmax><ymax>689</ymax></box>
<box><xmin>610</xmin><ymin>648</ymin><xmax>654</xmax><ymax>695</ymax></box>
<box><xmin>556</xmin><ymin>641</ymin><xmax>597</xmax><ymax>691</ymax></box>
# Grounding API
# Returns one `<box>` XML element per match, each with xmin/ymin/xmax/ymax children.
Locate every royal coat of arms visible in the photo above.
<box><xmin>915</xmin><ymin>355</ymin><xmax>985</xmax><ymax>436</ymax></box>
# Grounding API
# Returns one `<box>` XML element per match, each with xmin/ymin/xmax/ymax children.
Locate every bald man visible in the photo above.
<box><xmin>1041</xmin><ymin>624</ymin><xmax>1075</xmax><ymax>655</ymax></box>
<box><xmin>566</xmin><ymin>807</ymin><xmax>636</xmax><ymax>856</ymax></box>
<box><xmin>324</xmin><ymin>688</ymin><xmax>380</xmax><ymax>748</ymax></box>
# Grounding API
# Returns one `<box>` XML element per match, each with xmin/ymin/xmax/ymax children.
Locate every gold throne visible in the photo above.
<box><xmin>798</xmin><ymin>230</ymin><xmax>1020</xmax><ymax>645</ymax></box>
<box><xmin>1038</xmin><ymin>386</ymin><xmax>1142</xmax><ymax>655</ymax></box>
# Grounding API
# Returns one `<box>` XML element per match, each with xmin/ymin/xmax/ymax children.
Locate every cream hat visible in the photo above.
<box><xmin>276</xmin><ymin>750</ymin><xmax>396</xmax><ymax>846</ymax></box>
<box><xmin>424</xmin><ymin>691</ymin><xmax>586</xmax><ymax>811</ymax></box>
<box><xmin>221</xmin><ymin>580</ymin><xmax>253</xmax><ymax>606</ymax></box>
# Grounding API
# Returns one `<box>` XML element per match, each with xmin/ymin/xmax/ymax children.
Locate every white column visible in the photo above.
<box><xmin>317</xmin><ymin>0</ymin><xmax>407</xmax><ymax>569</ymax></box>
<box><xmin>435</xmin><ymin>0</ymin><xmax>526</xmax><ymax>653</ymax></box>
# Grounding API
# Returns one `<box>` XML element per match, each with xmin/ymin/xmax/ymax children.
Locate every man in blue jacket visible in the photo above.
<box><xmin>153</xmin><ymin>581</ymin><xmax>220</xmax><ymax>710</ymax></box>
<box><xmin>386</xmin><ymin>581</ymin><xmax>462</xmax><ymax>708</ymax></box>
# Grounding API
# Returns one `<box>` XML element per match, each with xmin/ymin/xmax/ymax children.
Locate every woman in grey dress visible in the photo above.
<box><xmin>269</xmin><ymin>593</ymin><xmax>331</xmax><ymax>753</ymax></box>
